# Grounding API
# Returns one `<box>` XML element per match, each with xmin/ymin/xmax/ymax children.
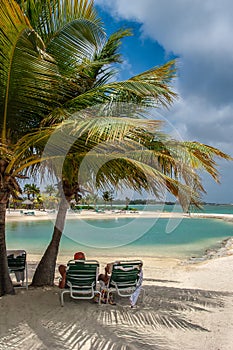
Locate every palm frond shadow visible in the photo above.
<box><xmin>0</xmin><ymin>286</ymin><xmax>231</xmax><ymax>350</ymax></box>
<box><xmin>144</xmin><ymin>278</ymin><xmax>180</xmax><ymax>284</ymax></box>
<box><xmin>44</xmin><ymin>285</ymin><xmax>229</xmax><ymax>350</ymax></box>
<box><xmin>41</xmin><ymin>317</ymin><xmax>175</xmax><ymax>350</ymax></box>
<box><xmin>142</xmin><ymin>285</ymin><xmax>228</xmax><ymax>312</ymax></box>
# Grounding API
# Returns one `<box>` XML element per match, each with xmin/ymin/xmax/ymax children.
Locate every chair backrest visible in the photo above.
<box><xmin>66</xmin><ymin>260</ymin><xmax>99</xmax><ymax>287</ymax></box>
<box><xmin>109</xmin><ymin>260</ymin><xmax>143</xmax><ymax>288</ymax></box>
<box><xmin>7</xmin><ymin>250</ymin><xmax>27</xmax><ymax>272</ymax></box>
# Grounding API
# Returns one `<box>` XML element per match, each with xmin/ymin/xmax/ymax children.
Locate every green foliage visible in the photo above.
<box><xmin>23</xmin><ymin>183</ymin><xmax>40</xmax><ymax>199</ymax></box>
<box><xmin>102</xmin><ymin>190</ymin><xmax>114</xmax><ymax>203</ymax></box>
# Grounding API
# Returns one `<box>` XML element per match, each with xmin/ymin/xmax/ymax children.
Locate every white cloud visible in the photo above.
<box><xmin>96</xmin><ymin>0</ymin><xmax>233</xmax><ymax>56</ymax></box>
<box><xmin>95</xmin><ymin>0</ymin><xmax>233</xmax><ymax>202</ymax></box>
<box><xmin>96</xmin><ymin>0</ymin><xmax>233</xmax><ymax>112</ymax></box>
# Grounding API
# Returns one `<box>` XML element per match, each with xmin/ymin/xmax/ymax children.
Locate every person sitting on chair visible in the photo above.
<box><xmin>58</xmin><ymin>251</ymin><xmax>86</xmax><ymax>289</ymax></box>
<box><xmin>98</xmin><ymin>262</ymin><xmax>113</xmax><ymax>287</ymax></box>
<box><xmin>98</xmin><ymin>261</ymin><xmax>143</xmax><ymax>306</ymax></box>
<box><xmin>97</xmin><ymin>262</ymin><xmax>117</xmax><ymax>304</ymax></box>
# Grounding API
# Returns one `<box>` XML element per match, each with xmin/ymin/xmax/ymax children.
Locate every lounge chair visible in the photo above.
<box><xmin>7</xmin><ymin>250</ymin><xmax>28</xmax><ymax>289</ymax></box>
<box><xmin>60</xmin><ymin>260</ymin><xmax>101</xmax><ymax>306</ymax></box>
<box><xmin>106</xmin><ymin>260</ymin><xmax>145</xmax><ymax>304</ymax></box>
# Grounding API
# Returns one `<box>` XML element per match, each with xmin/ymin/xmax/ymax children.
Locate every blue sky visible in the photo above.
<box><xmin>94</xmin><ymin>0</ymin><xmax>233</xmax><ymax>204</ymax></box>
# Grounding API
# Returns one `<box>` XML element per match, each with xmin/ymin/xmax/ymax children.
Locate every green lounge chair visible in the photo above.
<box><xmin>106</xmin><ymin>260</ymin><xmax>145</xmax><ymax>303</ymax></box>
<box><xmin>60</xmin><ymin>260</ymin><xmax>101</xmax><ymax>306</ymax></box>
<box><xmin>7</xmin><ymin>250</ymin><xmax>28</xmax><ymax>289</ymax></box>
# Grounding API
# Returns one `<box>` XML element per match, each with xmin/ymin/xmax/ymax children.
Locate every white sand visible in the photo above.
<box><xmin>1</xmin><ymin>254</ymin><xmax>233</xmax><ymax>349</ymax></box>
<box><xmin>6</xmin><ymin>208</ymin><xmax>233</xmax><ymax>224</ymax></box>
<box><xmin>1</xmin><ymin>210</ymin><xmax>233</xmax><ymax>349</ymax></box>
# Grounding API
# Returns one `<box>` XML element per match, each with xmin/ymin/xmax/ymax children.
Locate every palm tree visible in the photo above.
<box><xmin>44</xmin><ymin>185</ymin><xmax>56</xmax><ymax>197</ymax></box>
<box><xmin>29</xmin><ymin>184</ymin><xmax>40</xmax><ymax>200</ymax></box>
<box><xmin>24</xmin><ymin>184</ymin><xmax>32</xmax><ymax>200</ymax></box>
<box><xmin>23</xmin><ymin>183</ymin><xmax>40</xmax><ymax>200</ymax></box>
<box><xmin>102</xmin><ymin>190</ymin><xmax>114</xmax><ymax>208</ymax></box>
<box><xmin>125</xmin><ymin>197</ymin><xmax>130</xmax><ymax>211</ymax></box>
<box><xmin>0</xmin><ymin>0</ymin><xmax>98</xmax><ymax>295</ymax></box>
<box><xmin>30</xmin><ymin>114</ymin><xmax>231</xmax><ymax>286</ymax></box>
<box><xmin>0</xmin><ymin>0</ymin><xmax>231</xmax><ymax>292</ymax></box>
<box><xmin>0</xmin><ymin>0</ymin><xmax>108</xmax><ymax>295</ymax></box>
<box><xmin>19</xmin><ymin>0</ymin><xmax>182</xmax><ymax>286</ymax></box>
<box><xmin>16</xmin><ymin>0</ymin><xmax>232</xmax><ymax>287</ymax></box>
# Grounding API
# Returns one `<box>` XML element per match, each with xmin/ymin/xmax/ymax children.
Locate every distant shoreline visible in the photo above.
<box><xmin>6</xmin><ymin>209</ymin><xmax>233</xmax><ymax>223</ymax></box>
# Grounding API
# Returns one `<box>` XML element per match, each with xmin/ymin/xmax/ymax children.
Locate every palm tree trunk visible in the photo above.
<box><xmin>31</xmin><ymin>197</ymin><xmax>69</xmax><ymax>286</ymax></box>
<box><xmin>0</xmin><ymin>203</ymin><xmax>14</xmax><ymax>296</ymax></box>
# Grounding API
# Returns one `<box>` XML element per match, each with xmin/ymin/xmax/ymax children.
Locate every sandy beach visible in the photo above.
<box><xmin>6</xmin><ymin>208</ymin><xmax>233</xmax><ymax>222</ymax></box>
<box><xmin>1</xmin><ymin>210</ymin><xmax>233</xmax><ymax>349</ymax></box>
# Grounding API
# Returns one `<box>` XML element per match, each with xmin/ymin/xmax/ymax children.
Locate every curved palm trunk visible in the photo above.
<box><xmin>31</xmin><ymin>197</ymin><xmax>69</xmax><ymax>286</ymax></box>
<box><xmin>0</xmin><ymin>203</ymin><xmax>14</xmax><ymax>296</ymax></box>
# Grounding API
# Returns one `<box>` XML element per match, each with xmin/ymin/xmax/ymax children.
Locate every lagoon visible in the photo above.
<box><xmin>6</xmin><ymin>208</ymin><xmax>233</xmax><ymax>259</ymax></box>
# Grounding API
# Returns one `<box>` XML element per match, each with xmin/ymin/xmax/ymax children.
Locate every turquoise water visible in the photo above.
<box><xmin>6</xmin><ymin>205</ymin><xmax>233</xmax><ymax>259</ymax></box>
<box><xmin>98</xmin><ymin>203</ymin><xmax>233</xmax><ymax>214</ymax></box>
<box><xmin>126</xmin><ymin>203</ymin><xmax>233</xmax><ymax>214</ymax></box>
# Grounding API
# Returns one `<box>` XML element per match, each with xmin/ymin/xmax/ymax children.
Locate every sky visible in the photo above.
<box><xmin>94</xmin><ymin>0</ymin><xmax>233</xmax><ymax>204</ymax></box>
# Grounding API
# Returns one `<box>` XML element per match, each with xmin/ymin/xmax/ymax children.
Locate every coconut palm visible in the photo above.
<box><xmin>0</xmin><ymin>0</ymin><xmax>102</xmax><ymax>295</ymax></box>
<box><xmin>13</xmin><ymin>0</ymin><xmax>181</xmax><ymax>287</ymax></box>
<box><xmin>0</xmin><ymin>0</ymin><xmax>231</xmax><ymax>293</ymax></box>
<box><xmin>30</xmin><ymin>113</ymin><xmax>231</xmax><ymax>286</ymax></box>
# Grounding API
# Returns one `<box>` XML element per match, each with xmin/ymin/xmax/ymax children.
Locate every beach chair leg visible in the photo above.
<box><xmin>25</xmin><ymin>264</ymin><xmax>28</xmax><ymax>290</ymax></box>
<box><xmin>60</xmin><ymin>291</ymin><xmax>65</xmax><ymax>306</ymax></box>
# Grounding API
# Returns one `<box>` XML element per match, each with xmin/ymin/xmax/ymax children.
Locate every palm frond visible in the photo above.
<box><xmin>46</xmin><ymin>19</ymin><xmax>106</xmax><ymax>77</ymax></box>
<box><xmin>14</xmin><ymin>115</ymin><xmax>230</xmax><ymax>209</ymax></box>
<box><xmin>63</xmin><ymin>60</ymin><xmax>178</xmax><ymax>111</ymax></box>
<box><xmin>96</xmin><ymin>28</ymin><xmax>132</xmax><ymax>65</ymax></box>
<box><xmin>0</xmin><ymin>0</ymin><xmax>64</xmax><ymax>142</ymax></box>
<box><xmin>19</xmin><ymin>0</ymin><xmax>101</xmax><ymax>45</ymax></box>
<box><xmin>0</xmin><ymin>0</ymin><xmax>30</xmax><ymax>141</ymax></box>
<box><xmin>71</xmin><ymin>28</ymin><xmax>132</xmax><ymax>89</ymax></box>
<box><xmin>9</xmin><ymin>115</ymin><xmax>162</xmax><ymax>178</ymax></box>
<box><xmin>183</xmin><ymin>141</ymin><xmax>233</xmax><ymax>182</ymax></box>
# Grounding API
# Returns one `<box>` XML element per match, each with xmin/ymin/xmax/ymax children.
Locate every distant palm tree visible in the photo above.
<box><xmin>23</xmin><ymin>183</ymin><xmax>40</xmax><ymax>200</ymax></box>
<box><xmin>125</xmin><ymin>197</ymin><xmax>130</xmax><ymax>210</ymax></box>
<box><xmin>102</xmin><ymin>190</ymin><xmax>114</xmax><ymax>208</ymax></box>
<box><xmin>30</xmin><ymin>184</ymin><xmax>40</xmax><ymax>200</ymax></box>
<box><xmin>44</xmin><ymin>185</ymin><xmax>56</xmax><ymax>197</ymax></box>
<box><xmin>23</xmin><ymin>184</ymin><xmax>33</xmax><ymax>200</ymax></box>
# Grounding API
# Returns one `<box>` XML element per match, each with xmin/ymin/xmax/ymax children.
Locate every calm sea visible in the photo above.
<box><xmin>6</xmin><ymin>204</ymin><xmax>233</xmax><ymax>259</ymax></box>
